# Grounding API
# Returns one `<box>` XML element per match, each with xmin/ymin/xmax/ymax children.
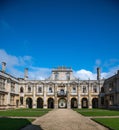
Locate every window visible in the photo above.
<box><xmin>72</xmin><ymin>86</ymin><xmax>76</xmax><ymax>93</ymax></box>
<box><xmin>109</xmin><ymin>95</ymin><xmax>114</xmax><ymax>105</ymax></box>
<box><xmin>0</xmin><ymin>79</ymin><xmax>5</xmax><ymax>90</ymax></box>
<box><xmin>20</xmin><ymin>87</ymin><xmax>24</xmax><ymax>93</ymax></box>
<box><xmin>11</xmin><ymin>82</ymin><xmax>15</xmax><ymax>92</ymax></box>
<box><xmin>0</xmin><ymin>94</ymin><xmax>5</xmax><ymax>105</ymax></box>
<box><xmin>109</xmin><ymin>83</ymin><xmax>114</xmax><ymax>92</ymax></box>
<box><xmin>38</xmin><ymin>86</ymin><xmax>42</xmax><ymax>93</ymax></box>
<box><xmin>28</xmin><ymin>86</ymin><xmax>31</xmax><ymax>93</ymax></box>
<box><xmin>82</xmin><ymin>86</ymin><xmax>87</xmax><ymax>93</ymax></box>
<box><xmin>49</xmin><ymin>87</ymin><xmax>53</xmax><ymax>93</ymax></box>
<box><xmin>60</xmin><ymin>89</ymin><xmax>64</xmax><ymax>94</ymax></box>
<box><xmin>93</xmin><ymin>86</ymin><xmax>97</xmax><ymax>93</ymax></box>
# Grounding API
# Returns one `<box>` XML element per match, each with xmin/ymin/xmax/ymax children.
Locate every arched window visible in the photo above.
<box><xmin>20</xmin><ymin>87</ymin><xmax>24</xmax><ymax>93</ymax></box>
<box><xmin>28</xmin><ymin>86</ymin><xmax>31</xmax><ymax>93</ymax></box>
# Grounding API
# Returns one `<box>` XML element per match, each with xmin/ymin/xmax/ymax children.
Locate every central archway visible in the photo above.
<box><xmin>48</xmin><ymin>98</ymin><xmax>54</xmax><ymax>108</ymax></box>
<box><xmin>71</xmin><ymin>98</ymin><xmax>78</xmax><ymax>108</ymax></box>
<box><xmin>58</xmin><ymin>98</ymin><xmax>67</xmax><ymax>108</ymax></box>
<box><xmin>26</xmin><ymin>97</ymin><xmax>32</xmax><ymax>108</ymax></box>
<box><xmin>37</xmin><ymin>97</ymin><xmax>43</xmax><ymax>108</ymax></box>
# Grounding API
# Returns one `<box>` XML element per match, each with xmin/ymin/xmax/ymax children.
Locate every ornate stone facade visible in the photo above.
<box><xmin>1</xmin><ymin>62</ymin><xmax>118</xmax><ymax>109</ymax></box>
<box><xmin>0</xmin><ymin>62</ymin><xmax>103</xmax><ymax>109</ymax></box>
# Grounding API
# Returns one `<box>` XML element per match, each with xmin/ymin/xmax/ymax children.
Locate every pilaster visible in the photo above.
<box><xmin>33</xmin><ymin>84</ymin><xmax>36</xmax><ymax>108</ymax></box>
<box><xmin>54</xmin><ymin>84</ymin><xmax>58</xmax><ymax>109</ymax></box>
<box><xmin>43</xmin><ymin>84</ymin><xmax>47</xmax><ymax>108</ymax></box>
<box><xmin>67</xmin><ymin>83</ymin><xmax>70</xmax><ymax>108</ymax></box>
<box><xmin>78</xmin><ymin>83</ymin><xmax>81</xmax><ymax>109</ymax></box>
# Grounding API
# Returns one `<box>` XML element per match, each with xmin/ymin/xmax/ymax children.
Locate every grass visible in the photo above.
<box><xmin>92</xmin><ymin>118</ymin><xmax>119</xmax><ymax>130</ymax></box>
<box><xmin>74</xmin><ymin>108</ymin><xmax>119</xmax><ymax>116</ymax></box>
<box><xmin>0</xmin><ymin>118</ymin><xmax>33</xmax><ymax>130</ymax></box>
<box><xmin>0</xmin><ymin>108</ymin><xmax>51</xmax><ymax>117</ymax></box>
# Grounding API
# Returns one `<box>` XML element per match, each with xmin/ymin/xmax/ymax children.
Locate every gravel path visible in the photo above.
<box><xmin>21</xmin><ymin>109</ymin><xmax>108</xmax><ymax>130</ymax></box>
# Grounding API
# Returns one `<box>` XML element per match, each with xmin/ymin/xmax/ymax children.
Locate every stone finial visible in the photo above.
<box><xmin>24</xmin><ymin>68</ymin><xmax>28</xmax><ymax>80</ymax></box>
<box><xmin>97</xmin><ymin>67</ymin><xmax>100</xmax><ymax>80</ymax></box>
<box><xmin>1</xmin><ymin>62</ymin><xmax>6</xmax><ymax>72</ymax></box>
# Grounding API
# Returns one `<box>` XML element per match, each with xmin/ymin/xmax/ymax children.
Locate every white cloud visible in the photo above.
<box><xmin>0</xmin><ymin>49</ymin><xmax>119</xmax><ymax>80</ymax></box>
<box><xmin>0</xmin><ymin>49</ymin><xmax>51</xmax><ymax>79</ymax></box>
<box><xmin>74</xmin><ymin>66</ymin><xmax>119</xmax><ymax>80</ymax></box>
<box><xmin>28</xmin><ymin>67</ymin><xmax>51</xmax><ymax>80</ymax></box>
<box><xmin>74</xmin><ymin>69</ymin><xmax>97</xmax><ymax>80</ymax></box>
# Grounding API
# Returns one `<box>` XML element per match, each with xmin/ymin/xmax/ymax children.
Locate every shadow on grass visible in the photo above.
<box><xmin>21</xmin><ymin>124</ymin><xmax>43</xmax><ymax>130</ymax></box>
<box><xmin>0</xmin><ymin>117</ymin><xmax>43</xmax><ymax>130</ymax></box>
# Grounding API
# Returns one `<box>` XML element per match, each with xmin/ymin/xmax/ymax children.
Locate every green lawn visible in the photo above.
<box><xmin>92</xmin><ymin>118</ymin><xmax>119</xmax><ymax>130</ymax></box>
<box><xmin>0</xmin><ymin>118</ymin><xmax>33</xmax><ymax>130</ymax></box>
<box><xmin>74</xmin><ymin>109</ymin><xmax>119</xmax><ymax>116</ymax></box>
<box><xmin>0</xmin><ymin>108</ymin><xmax>51</xmax><ymax>117</ymax></box>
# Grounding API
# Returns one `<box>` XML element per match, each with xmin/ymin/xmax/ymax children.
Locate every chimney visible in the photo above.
<box><xmin>24</xmin><ymin>68</ymin><xmax>28</xmax><ymax>80</ymax></box>
<box><xmin>97</xmin><ymin>67</ymin><xmax>101</xmax><ymax>80</ymax></box>
<box><xmin>1</xmin><ymin>62</ymin><xmax>6</xmax><ymax>72</ymax></box>
<box><xmin>117</xmin><ymin>70</ymin><xmax>119</xmax><ymax>74</ymax></box>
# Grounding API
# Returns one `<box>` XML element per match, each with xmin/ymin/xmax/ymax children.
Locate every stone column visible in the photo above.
<box><xmin>88</xmin><ymin>81</ymin><xmax>92</xmax><ymax>109</ymax></box>
<box><xmin>33</xmin><ymin>84</ymin><xmax>36</xmax><ymax>108</ymax></box>
<box><xmin>43</xmin><ymin>84</ymin><xmax>47</xmax><ymax>108</ymax></box>
<box><xmin>54</xmin><ymin>84</ymin><xmax>58</xmax><ymax>109</ymax></box>
<box><xmin>78</xmin><ymin>84</ymin><xmax>81</xmax><ymax>109</ymax></box>
<box><xmin>67</xmin><ymin>83</ymin><xmax>70</xmax><ymax>108</ymax></box>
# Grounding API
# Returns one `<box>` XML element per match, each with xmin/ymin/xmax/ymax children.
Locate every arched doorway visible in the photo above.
<box><xmin>92</xmin><ymin>98</ymin><xmax>98</xmax><ymax>108</ymax></box>
<box><xmin>37</xmin><ymin>97</ymin><xmax>43</xmax><ymax>108</ymax></box>
<box><xmin>58</xmin><ymin>98</ymin><xmax>67</xmax><ymax>108</ymax></box>
<box><xmin>48</xmin><ymin>98</ymin><xmax>54</xmax><ymax>108</ymax></box>
<box><xmin>26</xmin><ymin>97</ymin><xmax>32</xmax><ymax>108</ymax></box>
<box><xmin>71</xmin><ymin>98</ymin><xmax>78</xmax><ymax>108</ymax></box>
<box><xmin>81</xmin><ymin>98</ymin><xmax>88</xmax><ymax>108</ymax></box>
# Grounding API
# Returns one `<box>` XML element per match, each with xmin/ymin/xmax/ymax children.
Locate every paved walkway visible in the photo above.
<box><xmin>21</xmin><ymin>109</ymin><xmax>108</xmax><ymax>130</ymax></box>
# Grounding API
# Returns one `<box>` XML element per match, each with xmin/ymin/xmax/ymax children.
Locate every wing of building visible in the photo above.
<box><xmin>0</xmin><ymin>62</ymin><xmax>119</xmax><ymax>109</ymax></box>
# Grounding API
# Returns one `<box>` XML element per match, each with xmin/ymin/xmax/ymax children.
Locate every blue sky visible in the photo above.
<box><xmin>0</xmin><ymin>0</ymin><xmax>119</xmax><ymax>79</ymax></box>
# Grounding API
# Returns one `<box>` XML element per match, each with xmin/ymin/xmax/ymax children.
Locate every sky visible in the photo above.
<box><xmin>0</xmin><ymin>0</ymin><xmax>119</xmax><ymax>80</ymax></box>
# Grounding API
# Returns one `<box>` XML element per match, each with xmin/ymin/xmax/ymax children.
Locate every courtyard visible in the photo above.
<box><xmin>1</xmin><ymin>108</ymin><xmax>119</xmax><ymax>130</ymax></box>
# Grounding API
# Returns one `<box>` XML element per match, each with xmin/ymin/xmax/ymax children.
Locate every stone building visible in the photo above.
<box><xmin>99</xmin><ymin>70</ymin><xmax>119</xmax><ymax>109</ymax></box>
<box><xmin>1</xmin><ymin>62</ymin><xmax>118</xmax><ymax>109</ymax></box>
<box><xmin>0</xmin><ymin>62</ymin><xmax>104</xmax><ymax>109</ymax></box>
